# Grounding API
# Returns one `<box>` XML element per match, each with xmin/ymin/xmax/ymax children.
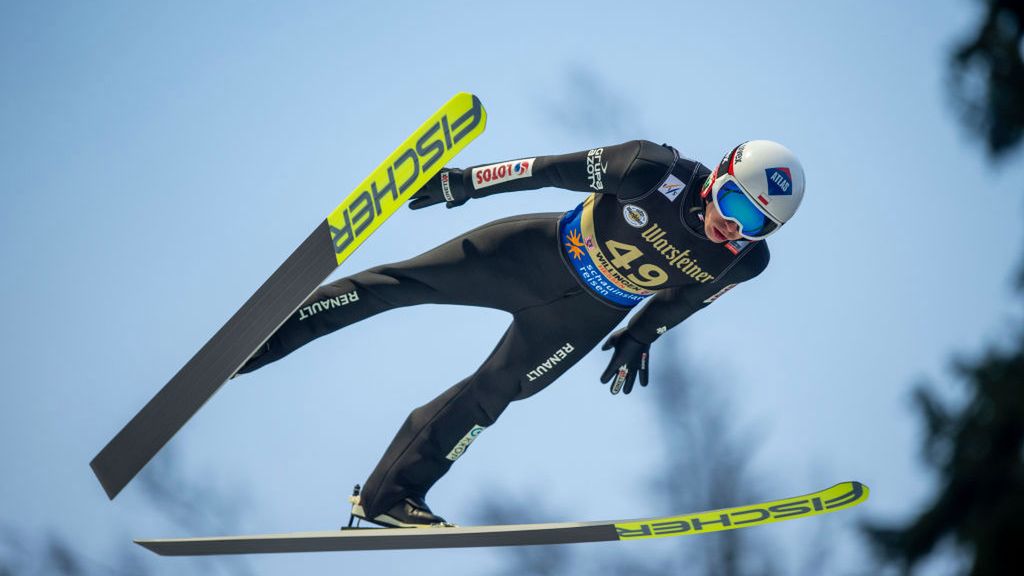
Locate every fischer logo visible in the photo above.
<box><xmin>446</xmin><ymin>425</ymin><xmax>486</xmax><ymax>461</ymax></box>
<box><xmin>526</xmin><ymin>343</ymin><xmax>576</xmax><ymax>382</ymax></box>
<box><xmin>586</xmin><ymin>148</ymin><xmax>608</xmax><ymax>191</ymax></box>
<box><xmin>616</xmin><ymin>482</ymin><xmax>867</xmax><ymax>539</ymax></box>
<box><xmin>329</xmin><ymin>96</ymin><xmax>484</xmax><ymax>256</ymax></box>
<box><xmin>472</xmin><ymin>158</ymin><xmax>535</xmax><ymax>189</ymax></box>
<box><xmin>298</xmin><ymin>290</ymin><xmax>359</xmax><ymax>321</ymax></box>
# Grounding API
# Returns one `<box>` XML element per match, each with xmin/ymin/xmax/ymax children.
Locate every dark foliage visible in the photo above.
<box><xmin>863</xmin><ymin>2</ymin><xmax>1024</xmax><ymax>573</ymax></box>
<box><xmin>949</xmin><ymin>0</ymin><xmax>1024</xmax><ymax>158</ymax></box>
<box><xmin>864</xmin><ymin>336</ymin><xmax>1024</xmax><ymax>575</ymax></box>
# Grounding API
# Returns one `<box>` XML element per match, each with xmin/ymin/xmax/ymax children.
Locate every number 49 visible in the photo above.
<box><xmin>605</xmin><ymin>240</ymin><xmax>668</xmax><ymax>288</ymax></box>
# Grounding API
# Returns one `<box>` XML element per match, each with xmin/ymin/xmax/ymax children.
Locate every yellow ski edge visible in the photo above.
<box><xmin>614</xmin><ymin>481</ymin><xmax>869</xmax><ymax>540</ymax></box>
<box><xmin>325</xmin><ymin>92</ymin><xmax>487</xmax><ymax>266</ymax></box>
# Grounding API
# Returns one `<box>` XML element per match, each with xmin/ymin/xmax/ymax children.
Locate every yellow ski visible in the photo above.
<box><xmin>136</xmin><ymin>482</ymin><xmax>868</xmax><ymax>555</ymax></box>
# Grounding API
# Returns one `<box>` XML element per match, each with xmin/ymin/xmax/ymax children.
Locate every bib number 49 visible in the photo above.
<box><xmin>605</xmin><ymin>240</ymin><xmax>668</xmax><ymax>288</ymax></box>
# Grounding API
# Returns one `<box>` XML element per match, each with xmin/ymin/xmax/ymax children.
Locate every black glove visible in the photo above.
<box><xmin>599</xmin><ymin>329</ymin><xmax>650</xmax><ymax>395</ymax></box>
<box><xmin>409</xmin><ymin>168</ymin><xmax>470</xmax><ymax>210</ymax></box>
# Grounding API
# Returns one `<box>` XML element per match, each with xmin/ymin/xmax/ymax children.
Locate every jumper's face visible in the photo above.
<box><xmin>703</xmin><ymin>200</ymin><xmax>744</xmax><ymax>243</ymax></box>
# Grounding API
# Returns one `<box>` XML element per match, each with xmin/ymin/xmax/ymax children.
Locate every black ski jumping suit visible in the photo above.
<box><xmin>238</xmin><ymin>140</ymin><xmax>770</xmax><ymax>518</ymax></box>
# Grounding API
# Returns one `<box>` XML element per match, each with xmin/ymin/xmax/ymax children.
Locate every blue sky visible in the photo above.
<box><xmin>2</xmin><ymin>1</ymin><xmax>1022</xmax><ymax>574</ymax></box>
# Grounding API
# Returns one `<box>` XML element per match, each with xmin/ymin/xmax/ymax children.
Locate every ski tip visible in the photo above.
<box><xmin>473</xmin><ymin>95</ymin><xmax>485</xmax><ymax>125</ymax></box>
<box><xmin>821</xmin><ymin>480</ymin><xmax>870</xmax><ymax>511</ymax></box>
<box><xmin>454</xmin><ymin>91</ymin><xmax>482</xmax><ymax>103</ymax></box>
<box><xmin>849</xmin><ymin>480</ymin><xmax>871</xmax><ymax>502</ymax></box>
<box><xmin>450</xmin><ymin>92</ymin><xmax>487</xmax><ymax>129</ymax></box>
<box><xmin>472</xmin><ymin>94</ymin><xmax>487</xmax><ymax>126</ymax></box>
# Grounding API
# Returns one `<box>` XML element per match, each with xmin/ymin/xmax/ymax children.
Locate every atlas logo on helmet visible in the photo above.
<box><xmin>766</xmin><ymin>167</ymin><xmax>793</xmax><ymax>195</ymax></box>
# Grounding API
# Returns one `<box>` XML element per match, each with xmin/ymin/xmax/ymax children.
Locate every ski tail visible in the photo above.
<box><xmin>90</xmin><ymin>93</ymin><xmax>486</xmax><ymax>500</ymax></box>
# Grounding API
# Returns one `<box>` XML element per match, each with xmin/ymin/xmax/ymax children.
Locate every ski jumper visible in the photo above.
<box><xmin>238</xmin><ymin>140</ymin><xmax>770</xmax><ymax>517</ymax></box>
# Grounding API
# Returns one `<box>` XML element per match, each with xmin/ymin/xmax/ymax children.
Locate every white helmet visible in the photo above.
<box><xmin>701</xmin><ymin>140</ymin><xmax>805</xmax><ymax>239</ymax></box>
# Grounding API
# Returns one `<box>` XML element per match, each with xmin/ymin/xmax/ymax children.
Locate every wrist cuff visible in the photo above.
<box><xmin>626</xmin><ymin>325</ymin><xmax>662</xmax><ymax>346</ymax></box>
<box><xmin>440</xmin><ymin>171</ymin><xmax>455</xmax><ymax>202</ymax></box>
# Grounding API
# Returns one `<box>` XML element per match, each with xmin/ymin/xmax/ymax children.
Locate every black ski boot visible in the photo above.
<box><xmin>348</xmin><ymin>485</ymin><xmax>454</xmax><ymax>528</ymax></box>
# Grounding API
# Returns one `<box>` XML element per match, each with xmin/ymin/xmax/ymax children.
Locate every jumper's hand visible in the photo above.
<box><xmin>599</xmin><ymin>329</ymin><xmax>650</xmax><ymax>395</ymax></box>
<box><xmin>409</xmin><ymin>168</ymin><xmax>469</xmax><ymax>210</ymax></box>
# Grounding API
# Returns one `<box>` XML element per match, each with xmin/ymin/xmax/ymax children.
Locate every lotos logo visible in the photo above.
<box><xmin>766</xmin><ymin>167</ymin><xmax>792</xmax><ymax>196</ymax></box>
<box><xmin>472</xmin><ymin>158</ymin><xmax>536</xmax><ymax>189</ymax></box>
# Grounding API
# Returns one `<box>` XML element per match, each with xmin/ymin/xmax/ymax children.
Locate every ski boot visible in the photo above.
<box><xmin>347</xmin><ymin>484</ymin><xmax>455</xmax><ymax>528</ymax></box>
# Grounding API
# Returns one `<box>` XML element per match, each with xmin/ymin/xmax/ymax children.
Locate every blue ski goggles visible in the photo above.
<box><xmin>713</xmin><ymin>179</ymin><xmax>780</xmax><ymax>240</ymax></box>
